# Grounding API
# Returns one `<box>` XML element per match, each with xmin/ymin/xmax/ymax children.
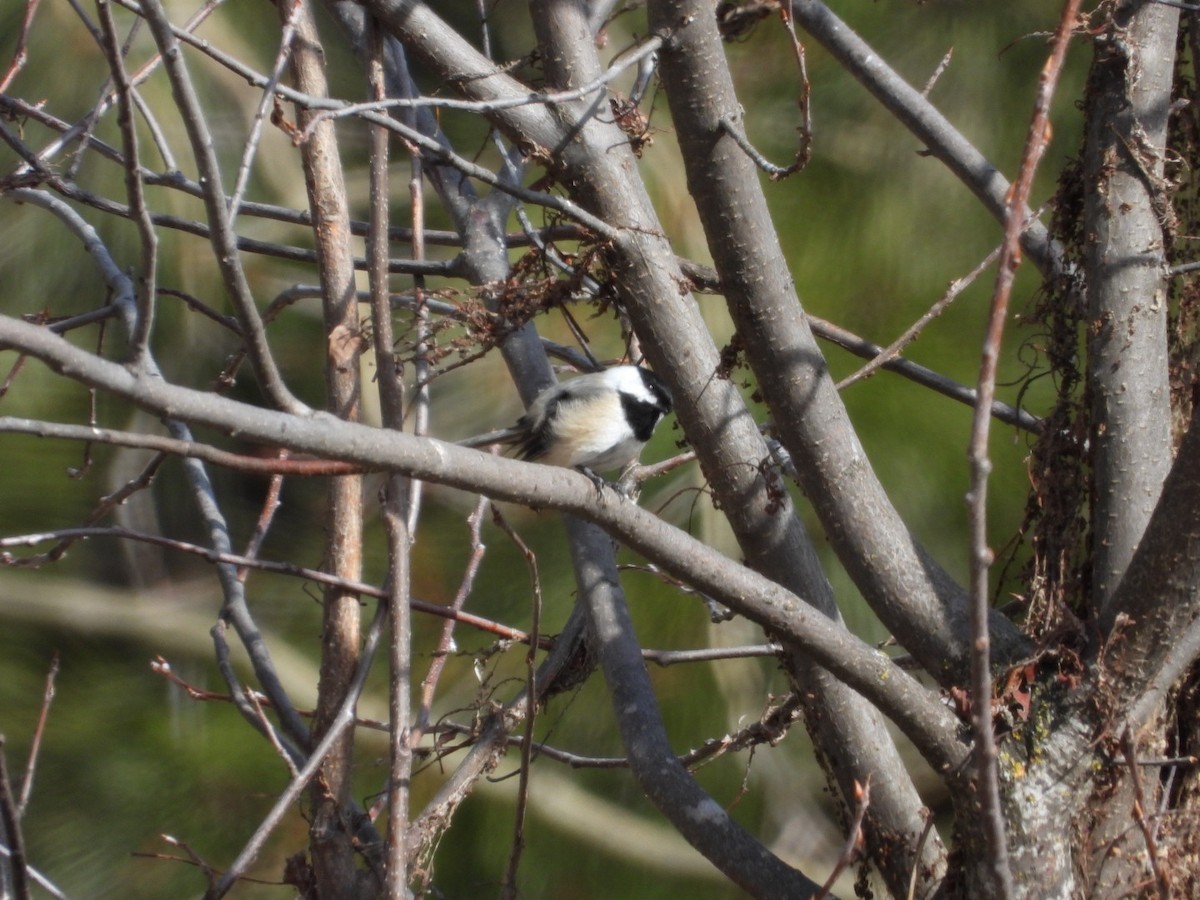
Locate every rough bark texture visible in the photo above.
<box><xmin>530</xmin><ymin>2</ymin><xmax>931</xmax><ymax>893</ymax></box>
<box><xmin>288</xmin><ymin>4</ymin><xmax>370</xmax><ymax>896</ymax></box>
<box><xmin>646</xmin><ymin>1</ymin><xmax>951</xmax><ymax>893</ymax></box>
<box><xmin>1083</xmin><ymin>1</ymin><xmax>1177</xmax><ymax>611</ymax></box>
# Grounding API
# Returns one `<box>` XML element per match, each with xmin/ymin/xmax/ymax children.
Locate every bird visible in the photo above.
<box><xmin>460</xmin><ymin>366</ymin><xmax>673</xmax><ymax>478</ymax></box>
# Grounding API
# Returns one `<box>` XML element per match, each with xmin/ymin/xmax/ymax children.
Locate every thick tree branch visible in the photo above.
<box><xmin>569</xmin><ymin>522</ymin><xmax>825</xmax><ymax>898</ymax></box>
<box><xmin>1102</xmin><ymin>401</ymin><xmax>1200</xmax><ymax>715</ymax></box>
<box><xmin>648</xmin><ymin>0</ymin><xmax>1029</xmax><ymax>698</ymax></box>
<box><xmin>606</xmin><ymin>0</ymin><xmax>944</xmax><ymax>890</ymax></box>
<box><xmin>1083</xmin><ymin>1</ymin><xmax>1177</xmax><ymax>611</ymax></box>
<box><xmin>284</xmin><ymin>4</ymin><xmax>371</xmax><ymax>894</ymax></box>
<box><xmin>0</xmin><ymin>314</ymin><xmax>970</xmax><ymax>778</ymax></box>
<box><xmin>529</xmin><ymin>2</ymin><xmax>941</xmax><ymax>891</ymax></box>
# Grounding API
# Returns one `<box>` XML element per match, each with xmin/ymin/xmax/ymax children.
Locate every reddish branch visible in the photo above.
<box><xmin>814</xmin><ymin>776</ymin><xmax>871</xmax><ymax>900</ymax></box>
<box><xmin>0</xmin><ymin>0</ymin><xmax>42</xmax><ymax>93</ymax></box>
<box><xmin>15</xmin><ymin>654</ymin><xmax>58</xmax><ymax>816</ymax></box>
<box><xmin>964</xmin><ymin>2</ymin><xmax>1081</xmax><ymax>896</ymax></box>
<box><xmin>1120</xmin><ymin>729</ymin><xmax>1171</xmax><ymax>899</ymax></box>
<box><xmin>0</xmin><ymin>525</ymin><xmax>547</xmax><ymax>646</ymax></box>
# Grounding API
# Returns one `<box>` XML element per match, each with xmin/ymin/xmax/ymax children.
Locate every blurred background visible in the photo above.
<box><xmin>0</xmin><ymin>1</ymin><xmax>1082</xmax><ymax>896</ymax></box>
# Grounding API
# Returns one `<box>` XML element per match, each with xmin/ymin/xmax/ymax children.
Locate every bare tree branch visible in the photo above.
<box><xmin>963</xmin><ymin>3</ymin><xmax>1080</xmax><ymax>895</ymax></box>
<box><xmin>0</xmin><ymin>313</ymin><xmax>969</xmax><ymax>777</ymax></box>
<box><xmin>0</xmin><ymin>738</ymin><xmax>31</xmax><ymax>900</ymax></box>
<box><xmin>205</xmin><ymin>601</ymin><xmax>389</xmax><ymax>900</ymax></box>
<box><xmin>283</xmin><ymin>5</ymin><xmax>372</xmax><ymax>892</ymax></box>
<box><xmin>95</xmin><ymin>0</ymin><xmax>158</xmax><ymax>357</ymax></box>
<box><xmin>1083</xmin><ymin>0</ymin><xmax>1177</xmax><ymax>612</ymax></box>
<box><xmin>569</xmin><ymin>519</ymin><xmax>825</xmax><ymax>898</ymax></box>
<box><xmin>1103</xmin><ymin>400</ymin><xmax>1200</xmax><ymax>711</ymax></box>
<box><xmin>362</xmin><ymin>19</ymin><xmax>415</xmax><ymax>895</ymax></box>
<box><xmin>788</xmin><ymin>0</ymin><xmax>1069</xmax><ymax>285</ymax></box>
<box><xmin>138</xmin><ymin>0</ymin><xmax>306</xmax><ymax>413</ymax></box>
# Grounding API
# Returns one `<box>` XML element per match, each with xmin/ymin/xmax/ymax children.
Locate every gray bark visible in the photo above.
<box><xmin>1083</xmin><ymin>1</ymin><xmax>1177</xmax><ymax>611</ymax></box>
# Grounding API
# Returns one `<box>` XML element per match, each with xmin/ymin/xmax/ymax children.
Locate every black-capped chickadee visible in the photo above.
<box><xmin>461</xmin><ymin>366</ymin><xmax>673</xmax><ymax>476</ymax></box>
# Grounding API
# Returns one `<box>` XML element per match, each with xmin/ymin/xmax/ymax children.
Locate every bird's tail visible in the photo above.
<box><xmin>457</xmin><ymin>427</ymin><xmax>525</xmax><ymax>449</ymax></box>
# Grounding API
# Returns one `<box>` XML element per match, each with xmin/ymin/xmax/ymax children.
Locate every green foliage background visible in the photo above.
<box><xmin>0</xmin><ymin>2</ymin><xmax>1083</xmax><ymax>897</ymax></box>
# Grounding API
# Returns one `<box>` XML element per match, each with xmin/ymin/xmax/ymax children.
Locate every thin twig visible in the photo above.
<box><xmin>837</xmin><ymin>242</ymin><xmax>1003</xmax><ymax>391</ymax></box>
<box><xmin>154</xmin><ymin>656</ymin><xmax>390</xmax><ymax>733</ymax></box>
<box><xmin>3</xmin><ymin>444</ymin><xmax>165</xmax><ymax>567</ymax></box>
<box><xmin>0</xmin><ymin>737</ymin><xmax>31</xmax><ymax>900</ymax></box>
<box><xmin>228</xmin><ymin>0</ymin><xmax>300</xmax><ymax>221</ymax></box>
<box><xmin>246</xmin><ymin>689</ymin><xmax>302</xmax><ymax>779</ymax></box>
<box><xmin>207</xmin><ymin>623</ymin><xmax>303</xmax><ymax>765</ymax></box>
<box><xmin>1121</xmin><ymin>729</ymin><xmax>1171</xmax><ymax>898</ymax></box>
<box><xmin>814</xmin><ymin>776</ymin><xmax>871</xmax><ymax>900</ymax></box>
<box><xmin>415</xmin><ymin>497</ymin><xmax>490</xmax><ymax>734</ymax></box>
<box><xmin>132</xmin><ymin>840</ymin><xmax>283</xmax><ymax>887</ymax></box>
<box><xmin>714</xmin><ymin>10</ymin><xmax>812</xmax><ymax>178</ymax></box>
<box><xmin>0</xmin><ymin>525</ymin><xmax>548</xmax><ymax>646</ymax></box>
<box><xmin>619</xmin><ymin>560</ymin><xmax>729</xmax><ymax>620</ymax></box>
<box><xmin>964</xmin><ymin>3</ymin><xmax>1080</xmax><ymax>897</ymax></box>
<box><xmin>0</xmin><ymin>0</ymin><xmax>43</xmax><ymax>93</ymax></box>
<box><xmin>0</xmin><ymin>845</ymin><xmax>66</xmax><ymax>900</ymax></box>
<box><xmin>159</xmin><ymin>835</ymin><xmax>218</xmax><ymax>892</ymax></box>
<box><xmin>237</xmin><ymin>452</ymin><xmax>288</xmax><ymax>582</ymax></box>
<box><xmin>95</xmin><ymin>0</ymin><xmax>158</xmax><ymax>358</ymax></box>
<box><xmin>491</xmin><ymin>508</ymin><xmax>542</xmax><ymax>900</ymax></box>
<box><xmin>921</xmin><ymin>47</ymin><xmax>954</xmax><ymax>98</ymax></box>
<box><xmin>678</xmin><ymin>257</ymin><xmax>1042</xmax><ymax>432</ymax></box>
<box><xmin>364</xmin><ymin>20</ymin><xmax>415</xmax><ymax>895</ymax></box>
<box><xmin>405</xmin><ymin>138</ymin><xmax>431</xmax><ymax>530</ymax></box>
<box><xmin>717</xmin><ymin>116</ymin><xmax>796</xmax><ymax>179</ymax></box>
<box><xmin>775</xmin><ymin>1</ymin><xmax>812</xmax><ymax>176</ymax></box>
<box><xmin>16</xmin><ymin>654</ymin><xmax>59</xmax><ymax>816</ymax></box>
<box><xmin>205</xmin><ymin>601</ymin><xmax>389</xmax><ymax>900</ymax></box>
<box><xmin>129</xmin><ymin>82</ymin><xmax>178</xmax><ymax>171</ymax></box>
<box><xmin>1131</xmin><ymin>755</ymin><xmax>1200</xmax><ymax>767</ymax></box>
<box><xmin>641</xmin><ymin>644</ymin><xmax>782</xmax><ymax>666</ymax></box>
<box><xmin>0</xmin><ymin>416</ymin><xmax>365</xmax><ymax>475</ymax></box>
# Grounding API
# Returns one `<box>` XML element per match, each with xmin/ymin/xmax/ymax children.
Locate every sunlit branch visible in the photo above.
<box><xmin>299</xmin><ymin>33</ymin><xmax>663</xmax><ymax>137</ymax></box>
<box><xmin>0</xmin><ymin>312</ymin><xmax>970</xmax><ymax>776</ymax></box>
